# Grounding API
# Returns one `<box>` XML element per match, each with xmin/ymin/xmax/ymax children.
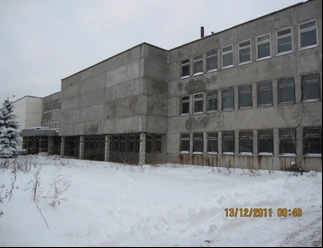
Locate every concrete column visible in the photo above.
<box><xmin>253</xmin><ymin>130</ymin><xmax>258</xmax><ymax>169</ymax></box>
<box><xmin>218</xmin><ymin>131</ymin><xmax>222</xmax><ymax>166</ymax></box>
<box><xmin>79</xmin><ymin>136</ymin><xmax>84</xmax><ymax>159</ymax></box>
<box><xmin>48</xmin><ymin>136</ymin><xmax>54</xmax><ymax>155</ymax></box>
<box><xmin>104</xmin><ymin>135</ymin><xmax>111</xmax><ymax>162</ymax></box>
<box><xmin>296</xmin><ymin>126</ymin><xmax>303</xmax><ymax>169</ymax></box>
<box><xmin>60</xmin><ymin>136</ymin><xmax>65</xmax><ymax>157</ymax></box>
<box><xmin>139</xmin><ymin>132</ymin><xmax>146</xmax><ymax>165</ymax></box>
<box><xmin>272</xmin><ymin>79</ymin><xmax>278</xmax><ymax>107</ymax></box>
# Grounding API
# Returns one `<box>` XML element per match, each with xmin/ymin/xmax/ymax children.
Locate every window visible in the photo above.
<box><xmin>279</xmin><ymin>129</ymin><xmax>296</xmax><ymax>155</ymax></box>
<box><xmin>146</xmin><ymin>135</ymin><xmax>152</xmax><ymax>153</ymax></box>
<box><xmin>278</xmin><ymin>78</ymin><xmax>295</xmax><ymax>104</ymax></box>
<box><xmin>206</xmin><ymin>50</ymin><xmax>218</xmax><ymax>71</ymax></box>
<box><xmin>222</xmin><ymin>45</ymin><xmax>233</xmax><ymax>68</ymax></box>
<box><xmin>181</xmin><ymin>59</ymin><xmax>190</xmax><ymax>78</ymax></box>
<box><xmin>277</xmin><ymin>27</ymin><xmax>292</xmax><ymax>54</ymax></box>
<box><xmin>180</xmin><ymin>134</ymin><xmax>190</xmax><ymax>153</ymax></box>
<box><xmin>257</xmin><ymin>34</ymin><xmax>271</xmax><ymax>59</ymax></box>
<box><xmin>222</xmin><ymin>131</ymin><xmax>234</xmax><ymax>154</ymax></box>
<box><xmin>222</xmin><ymin>88</ymin><xmax>234</xmax><ymax>110</ymax></box>
<box><xmin>239</xmin><ymin>85</ymin><xmax>252</xmax><ymax>108</ymax></box>
<box><xmin>193</xmin><ymin>133</ymin><xmax>203</xmax><ymax>153</ymax></box>
<box><xmin>207</xmin><ymin>132</ymin><xmax>218</xmax><ymax>153</ymax></box>
<box><xmin>257</xmin><ymin>81</ymin><xmax>272</xmax><ymax>106</ymax></box>
<box><xmin>301</xmin><ymin>73</ymin><xmax>321</xmax><ymax>102</ymax></box>
<box><xmin>120</xmin><ymin>135</ymin><xmax>125</xmax><ymax>152</ymax></box>
<box><xmin>155</xmin><ymin>135</ymin><xmax>162</xmax><ymax>153</ymax></box>
<box><xmin>303</xmin><ymin>127</ymin><xmax>322</xmax><ymax>155</ymax></box>
<box><xmin>85</xmin><ymin>138</ymin><xmax>89</xmax><ymax>149</ymax></box>
<box><xmin>193</xmin><ymin>93</ymin><xmax>203</xmax><ymax>113</ymax></box>
<box><xmin>300</xmin><ymin>20</ymin><xmax>318</xmax><ymax>49</ymax></box>
<box><xmin>193</xmin><ymin>55</ymin><xmax>203</xmax><ymax>75</ymax></box>
<box><xmin>207</xmin><ymin>91</ymin><xmax>218</xmax><ymax>112</ymax></box>
<box><xmin>128</xmin><ymin>135</ymin><xmax>135</xmax><ymax>152</ymax></box>
<box><xmin>181</xmin><ymin>95</ymin><xmax>190</xmax><ymax>115</ymax></box>
<box><xmin>136</xmin><ymin>135</ymin><xmax>140</xmax><ymax>153</ymax></box>
<box><xmin>239</xmin><ymin>131</ymin><xmax>253</xmax><ymax>154</ymax></box>
<box><xmin>95</xmin><ymin>138</ymin><xmax>99</xmax><ymax>150</ymax></box>
<box><xmin>258</xmin><ymin>130</ymin><xmax>273</xmax><ymax>154</ymax></box>
<box><xmin>90</xmin><ymin>138</ymin><xmax>94</xmax><ymax>150</ymax></box>
<box><xmin>239</xmin><ymin>40</ymin><xmax>251</xmax><ymax>64</ymax></box>
<box><xmin>113</xmin><ymin>136</ymin><xmax>119</xmax><ymax>151</ymax></box>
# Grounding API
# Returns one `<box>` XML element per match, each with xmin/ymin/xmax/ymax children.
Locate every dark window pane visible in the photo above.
<box><xmin>258</xmin><ymin>130</ymin><xmax>273</xmax><ymax>154</ymax></box>
<box><xmin>239</xmin><ymin>85</ymin><xmax>252</xmax><ymax>108</ymax></box>
<box><xmin>303</xmin><ymin>128</ymin><xmax>322</xmax><ymax>154</ymax></box>
<box><xmin>207</xmin><ymin>56</ymin><xmax>217</xmax><ymax>71</ymax></box>
<box><xmin>239</xmin><ymin>40</ymin><xmax>250</xmax><ymax>47</ymax></box>
<box><xmin>223</xmin><ymin>53</ymin><xmax>233</xmax><ymax>67</ymax></box>
<box><xmin>239</xmin><ymin>131</ymin><xmax>253</xmax><ymax>153</ymax></box>
<box><xmin>194</xmin><ymin>94</ymin><xmax>203</xmax><ymax>113</ymax></box>
<box><xmin>129</xmin><ymin>136</ymin><xmax>135</xmax><ymax>152</ymax></box>
<box><xmin>194</xmin><ymin>60</ymin><xmax>203</xmax><ymax>74</ymax></box>
<box><xmin>258</xmin><ymin>82</ymin><xmax>272</xmax><ymax>106</ymax></box>
<box><xmin>278</xmin><ymin>28</ymin><xmax>291</xmax><ymax>36</ymax></box>
<box><xmin>114</xmin><ymin>137</ymin><xmax>119</xmax><ymax>151</ymax></box>
<box><xmin>146</xmin><ymin>136</ymin><xmax>152</xmax><ymax>153</ymax></box>
<box><xmin>279</xmin><ymin>129</ymin><xmax>296</xmax><ymax>154</ymax></box>
<box><xmin>223</xmin><ymin>88</ymin><xmax>234</xmax><ymax>110</ymax></box>
<box><xmin>239</xmin><ymin>48</ymin><xmax>251</xmax><ymax>63</ymax></box>
<box><xmin>193</xmin><ymin>133</ymin><xmax>203</xmax><ymax>153</ymax></box>
<box><xmin>223</xmin><ymin>46</ymin><xmax>232</xmax><ymax>53</ymax></box>
<box><xmin>136</xmin><ymin>135</ymin><xmax>140</xmax><ymax>153</ymax></box>
<box><xmin>258</xmin><ymin>43</ymin><xmax>270</xmax><ymax>58</ymax></box>
<box><xmin>300</xmin><ymin>21</ymin><xmax>316</xmax><ymax>30</ymax></box>
<box><xmin>120</xmin><ymin>136</ymin><xmax>125</xmax><ymax>152</ymax></box>
<box><xmin>207</xmin><ymin>91</ymin><xmax>218</xmax><ymax>111</ymax></box>
<box><xmin>278</xmin><ymin>36</ymin><xmax>292</xmax><ymax>53</ymax></box>
<box><xmin>222</xmin><ymin>131</ymin><xmax>234</xmax><ymax>153</ymax></box>
<box><xmin>301</xmin><ymin>30</ymin><xmax>317</xmax><ymax>48</ymax></box>
<box><xmin>302</xmin><ymin>74</ymin><xmax>320</xmax><ymax>101</ymax></box>
<box><xmin>155</xmin><ymin>135</ymin><xmax>162</xmax><ymax>152</ymax></box>
<box><xmin>279</xmin><ymin>78</ymin><xmax>295</xmax><ymax>104</ymax></box>
<box><xmin>207</xmin><ymin>133</ymin><xmax>218</xmax><ymax>153</ymax></box>
<box><xmin>181</xmin><ymin>134</ymin><xmax>190</xmax><ymax>152</ymax></box>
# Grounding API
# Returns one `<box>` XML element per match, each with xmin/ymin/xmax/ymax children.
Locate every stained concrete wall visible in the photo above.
<box><xmin>167</xmin><ymin>0</ymin><xmax>322</xmax><ymax>171</ymax></box>
<box><xmin>60</xmin><ymin>43</ymin><xmax>168</xmax><ymax>138</ymax></box>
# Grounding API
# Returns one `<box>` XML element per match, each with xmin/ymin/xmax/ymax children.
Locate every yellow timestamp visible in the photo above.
<box><xmin>224</xmin><ymin>208</ymin><xmax>303</xmax><ymax>217</ymax></box>
<box><xmin>225</xmin><ymin>208</ymin><xmax>273</xmax><ymax>217</ymax></box>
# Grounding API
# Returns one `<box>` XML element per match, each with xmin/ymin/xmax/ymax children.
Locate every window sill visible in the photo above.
<box><xmin>238</xmin><ymin>61</ymin><xmax>252</xmax><ymax>66</ymax></box>
<box><xmin>193</xmin><ymin>112</ymin><xmax>204</xmax><ymax>115</ymax></box>
<box><xmin>180</xmin><ymin>75</ymin><xmax>190</xmax><ymax>80</ymax></box>
<box><xmin>256</xmin><ymin>56</ymin><xmax>272</xmax><ymax>61</ymax></box>
<box><xmin>302</xmin><ymin>99</ymin><xmax>320</xmax><ymax>103</ymax></box>
<box><xmin>222</xmin><ymin>65</ymin><xmax>234</xmax><ymax>70</ymax></box>
<box><xmin>278</xmin><ymin>101</ymin><xmax>295</xmax><ymax>106</ymax></box>
<box><xmin>258</xmin><ymin>104</ymin><xmax>273</xmax><ymax>108</ymax></box>
<box><xmin>180</xmin><ymin>113</ymin><xmax>190</xmax><ymax>116</ymax></box>
<box><xmin>193</xmin><ymin>72</ymin><xmax>203</xmax><ymax>77</ymax></box>
<box><xmin>222</xmin><ymin>108</ymin><xmax>234</xmax><ymax>112</ymax></box>
<box><xmin>258</xmin><ymin>153</ymin><xmax>273</xmax><ymax>156</ymax></box>
<box><xmin>207</xmin><ymin>152</ymin><xmax>218</xmax><ymax>155</ymax></box>
<box><xmin>276</xmin><ymin>51</ymin><xmax>293</xmax><ymax>57</ymax></box>
<box><xmin>180</xmin><ymin>151</ymin><xmax>190</xmax><ymax>154</ymax></box>
<box><xmin>239</xmin><ymin>152</ymin><xmax>253</xmax><ymax>156</ymax></box>
<box><xmin>239</xmin><ymin>106</ymin><xmax>253</xmax><ymax>110</ymax></box>
<box><xmin>207</xmin><ymin>110</ymin><xmax>218</xmax><ymax>113</ymax></box>
<box><xmin>222</xmin><ymin>152</ymin><xmax>235</xmax><ymax>156</ymax></box>
<box><xmin>303</xmin><ymin>154</ymin><xmax>322</xmax><ymax>158</ymax></box>
<box><xmin>299</xmin><ymin>44</ymin><xmax>318</xmax><ymax>51</ymax></box>
<box><xmin>279</xmin><ymin>153</ymin><xmax>296</xmax><ymax>157</ymax></box>
<box><xmin>193</xmin><ymin>152</ymin><xmax>203</xmax><ymax>155</ymax></box>
<box><xmin>206</xmin><ymin>69</ymin><xmax>218</xmax><ymax>74</ymax></box>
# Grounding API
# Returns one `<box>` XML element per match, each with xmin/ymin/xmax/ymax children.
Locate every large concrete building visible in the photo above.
<box><xmin>18</xmin><ymin>0</ymin><xmax>322</xmax><ymax>171</ymax></box>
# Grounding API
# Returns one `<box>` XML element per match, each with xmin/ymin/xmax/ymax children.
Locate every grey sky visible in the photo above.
<box><xmin>0</xmin><ymin>0</ymin><xmax>302</xmax><ymax>102</ymax></box>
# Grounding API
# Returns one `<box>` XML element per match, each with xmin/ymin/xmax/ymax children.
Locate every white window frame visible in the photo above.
<box><xmin>299</xmin><ymin>19</ymin><xmax>318</xmax><ymax>51</ymax></box>
<box><xmin>206</xmin><ymin>50</ymin><xmax>218</xmax><ymax>72</ymax></box>
<box><xmin>238</xmin><ymin>39</ymin><xmax>251</xmax><ymax>65</ymax></box>
<box><xmin>193</xmin><ymin>55</ymin><xmax>204</xmax><ymax>76</ymax></box>
<box><xmin>181</xmin><ymin>59</ymin><xmax>191</xmax><ymax>79</ymax></box>
<box><xmin>276</xmin><ymin>26</ymin><xmax>293</xmax><ymax>56</ymax></box>
<box><xmin>207</xmin><ymin>90</ymin><xmax>218</xmax><ymax>113</ymax></box>
<box><xmin>256</xmin><ymin>33</ymin><xmax>272</xmax><ymax>61</ymax></box>
<box><xmin>222</xmin><ymin>45</ymin><xmax>234</xmax><ymax>69</ymax></box>
<box><xmin>193</xmin><ymin>92</ymin><xmax>204</xmax><ymax>114</ymax></box>
<box><xmin>181</xmin><ymin>95</ymin><xmax>191</xmax><ymax>116</ymax></box>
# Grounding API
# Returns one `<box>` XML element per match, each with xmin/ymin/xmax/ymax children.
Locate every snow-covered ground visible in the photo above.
<box><xmin>0</xmin><ymin>155</ymin><xmax>322</xmax><ymax>247</ymax></box>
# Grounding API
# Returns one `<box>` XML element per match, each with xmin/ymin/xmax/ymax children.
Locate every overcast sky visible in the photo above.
<box><xmin>0</xmin><ymin>0</ymin><xmax>302</xmax><ymax>103</ymax></box>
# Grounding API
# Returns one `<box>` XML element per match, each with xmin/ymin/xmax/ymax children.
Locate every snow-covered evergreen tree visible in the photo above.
<box><xmin>0</xmin><ymin>98</ymin><xmax>20</xmax><ymax>158</ymax></box>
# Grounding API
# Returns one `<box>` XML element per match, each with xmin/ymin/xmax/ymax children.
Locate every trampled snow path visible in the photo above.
<box><xmin>0</xmin><ymin>156</ymin><xmax>322</xmax><ymax>247</ymax></box>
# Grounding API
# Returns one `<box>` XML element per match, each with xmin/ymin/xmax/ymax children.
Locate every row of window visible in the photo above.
<box><xmin>181</xmin><ymin>19</ymin><xmax>318</xmax><ymax>77</ymax></box>
<box><xmin>44</xmin><ymin>99</ymin><xmax>61</xmax><ymax>113</ymax></box>
<box><xmin>180</xmin><ymin>127</ymin><xmax>322</xmax><ymax>156</ymax></box>
<box><xmin>180</xmin><ymin>73</ymin><xmax>321</xmax><ymax>114</ymax></box>
<box><xmin>85</xmin><ymin>134</ymin><xmax>162</xmax><ymax>153</ymax></box>
<box><xmin>42</xmin><ymin>120</ymin><xmax>59</xmax><ymax>129</ymax></box>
